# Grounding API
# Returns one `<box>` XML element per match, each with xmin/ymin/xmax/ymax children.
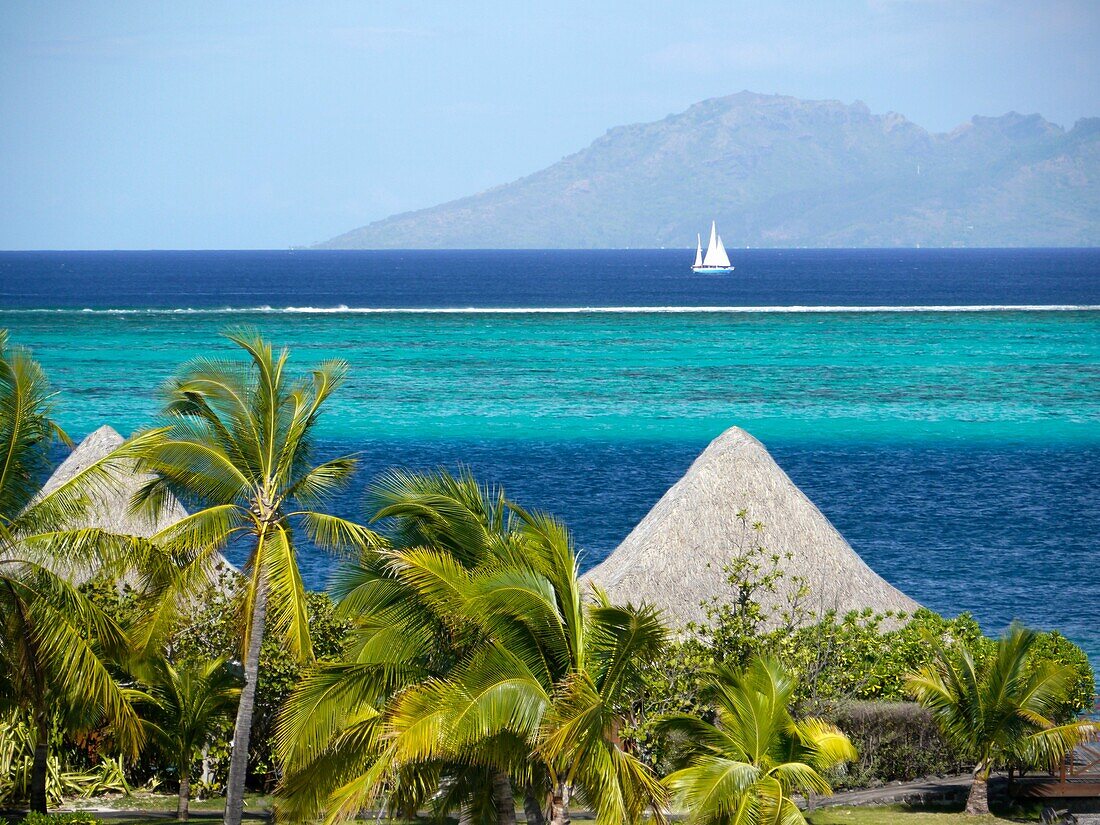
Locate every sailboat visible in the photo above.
<box><xmin>692</xmin><ymin>221</ymin><xmax>734</xmax><ymax>273</ymax></box>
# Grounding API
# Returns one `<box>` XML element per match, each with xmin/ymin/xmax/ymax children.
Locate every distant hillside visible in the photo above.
<box><xmin>319</xmin><ymin>92</ymin><xmax>1100</xmax><ymax>249</ymax></box>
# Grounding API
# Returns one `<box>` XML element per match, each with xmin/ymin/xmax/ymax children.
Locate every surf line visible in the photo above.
<box><xmin>2</xmin><ymin>305</ymin><xmax>1099</xmax><ymax>316</ymax></box>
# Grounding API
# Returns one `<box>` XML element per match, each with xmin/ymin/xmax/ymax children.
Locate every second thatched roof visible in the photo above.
<box><xmin>40</xmin><ymin>425</ymin><xmax>188</xmax><ymax>537</ymax></box>
<box><xmin>583</xmin><ymin>426</ymin><xmax>919</xmax><ymax>629</ymax></box>
<box><xmin>39</xmin><ymin>425</ymin><xmax>236</xmax><ymax>585</ymax></box>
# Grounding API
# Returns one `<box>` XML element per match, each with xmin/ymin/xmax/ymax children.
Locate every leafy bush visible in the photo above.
<box><xmin>1024</xmin><ymin>629</ymin><xmax>1096</xmax><ymax>720</ymax></box>
<box><xmin>785</xmin><ymin>608</ymin><xmax>991</xmax><ymax>705</ymax></box>
<box><xmin>0</xmin><ymin>714</ymin><xmax>125</xmax><ymax>806</ymax></box>
<box><xmin>825</xmin><ymin>701</ymin><xmax>965</xmax><ymax>787</ymax></box>
<box><xmin>79</xmin><ymin>574</ymin><xmax>350</xmax><ymax>796</ymax></box>
<box><xmin>170</xmin><ymin>586</ymin><xmax>350</xmax><ymax>791</ymax></box>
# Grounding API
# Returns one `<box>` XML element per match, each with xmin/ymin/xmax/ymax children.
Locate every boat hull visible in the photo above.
<box><xmin>692</xmin><ymin>266</ymin><xmax>735</xmax><ymax>273</ymax></box>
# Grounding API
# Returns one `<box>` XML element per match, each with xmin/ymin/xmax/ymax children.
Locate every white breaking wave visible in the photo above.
<box><xmin>0</xmin><ymin>304</ymin><xmax>1098</xmax><ymax>315</ymax></box>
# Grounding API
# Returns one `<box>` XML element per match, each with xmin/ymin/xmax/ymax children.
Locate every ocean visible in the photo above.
<box><xmin>1</xmin><ymin>248</ymin><xmax>1098</xmax><ymax>665</ymax></box>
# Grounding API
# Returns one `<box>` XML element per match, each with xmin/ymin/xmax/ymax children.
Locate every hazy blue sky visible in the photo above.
<box><xmin>1</xmin><ymin>1</ymin><xmax>1097</xmax><ymax>249</ymax></box>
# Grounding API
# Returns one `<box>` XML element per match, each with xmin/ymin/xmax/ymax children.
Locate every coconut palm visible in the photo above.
<box><xmin>415</xmin><ymin>507</ymin><xmax>670</xmax><ymax>825</ymax></box>
<box><xmin>657</xmin><ymin>657</ymin><xmax>857</xmax><ymax>825</ymax></box>
<box><xmin>906</xmin><ymin>624</ymin><xmax>1094</xmax><ymax>815</ymax></box>
<box><xmin>140</xmin><ymin>656</ymin><xmax>240</xmax><ymax>820</ymax></box>
<box><xmin>130</xmin><ymin>328</ymin><xmax>378</xmax><ymax>825</ymax></box>
<box><xmin>276</xmin><ymin>470</ymin><xmax>668</xmax><ymax>825</ymax></box>
<box><xmin>277</xmin><ymin>469</ymin><xmax>526</xmax><ymax>824</ymax></box>
<box><xmin>0</xmin><ymin>330</ymin><xmax>149</xmax><ymax>813</ymax></box>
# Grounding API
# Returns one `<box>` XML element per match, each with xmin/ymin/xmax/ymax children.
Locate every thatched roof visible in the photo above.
<box><xmin>40</xmin><ymin>425</ymin><xmax>188</xmax><ymax>537</ymax></box>
<box><xmin>583</xmin><ymin>427</ymin><xmax>919</xmax><ymax>629</ymax></box>
<box><xmin>40</xmin><ymin>426</ymin><xmax>237</xmax><ymax>586</ymax></box>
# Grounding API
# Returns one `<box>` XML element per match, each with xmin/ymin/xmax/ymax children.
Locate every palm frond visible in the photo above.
<box><xmin>285</xmin><ymin>455</ymin><xmax>358</xmax><ymax>508</ymax></box>
<box><xmin>587</xmin><ymin>601</ymin><xmax>668</xmax><ymax>703</ymax></box>
<box><xmin>4</xmin><ymin>566</ymin><xmax>144</xmax><ymax>754</ymax></box>
<box><xmin>907</xmin><ymin>622</ymin><xmax>1090</xmax><ymax>775</ymax></box>
<box><xmin>665</xmin><ymin>757</ymin><xmax>761</xmax><ymax>825</ymax></box>
<box><xmin>0</xmin><ymin>332</ymin><xmax>66</xmax><ymax>518</ymax></box>
<box><xmin>261</xmin><ymin>520</ymin><xmax>313</xmax><ymax>660</ymax></box>
<box><xmin>293</xmin><ymin>510</ymin><xmax>382</xmax><ymax>557</ymax></box>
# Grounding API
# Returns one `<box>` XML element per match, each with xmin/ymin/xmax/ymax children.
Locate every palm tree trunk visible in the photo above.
<box><xmin>223</xmin><ymin>580</ymin><xmax>268</xmax><ymax>825</ymax></box>
<box><xmin>30</xmin><ymin>741</ymin><xmax>49</xmax><ymax>814</ymax></box>
<box><xmin>492</xmin><ymin>771</ymin><xmax>516</xmax><ymax>825</ymax></box>
<box><xmin>965</xmin><ymin>762</ymin><xmax>990</xmax><ymax>815</ymax></box>
<box><xmin>30</xmin><ymin>712</ymin><xmax>49</xmax><ymax>814</ymax></box>
<box><xmin>549</xmin><ymin>782</ymin><xmax>570</xmax><ymax>825</ymax></box>
<box><xmin>523</xmin><ymin>789</ymin><xmax>546</xmax><ymax>825</ymax></box>
<box><xmin>178</xmin><ymin>772</ymin><xmax>191</xmax><ymax>821</ymax></box>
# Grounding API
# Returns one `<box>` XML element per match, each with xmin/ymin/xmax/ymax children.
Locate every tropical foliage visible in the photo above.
<box><xmin>276</xmin><ymin>469</ymin><xmax>668</xmax><ymax>825</ymax></box>
<box><xmin>0</xmin><ymin>713</ymin><xmax>131</xmax><ymax>809</ymax></box>
<box><xmin>165</xmin><ymin>585</ymin><xmax>349</xmax><ymax>790</ymax></box>
<box><xmin>0</xmin><ymin>330</ymin><xmax>148</xmax><ymax>812</ymax></box>
<box><xmin>128</xmin><ymin>327</ymin><xmax>379</xmax><ymax>825</ymax></box>
<box><xmin>138</xmin><ymin>656</ymin><xmax>240</xmax><ymax>820</ymax></box>
<box><xmin>658</xmin><ymin>657</ymin><xmax>857</xmax><ymax>825</ymax></box>
<box><xmin>906</xmin><ymin>624</ymin><xmax>1096</xmax><ymax>815</ymax></box>
<box><xmin>628</xmin><ymin>541</ymin><xmax>1094</xmax><ymax>781</ymax></box>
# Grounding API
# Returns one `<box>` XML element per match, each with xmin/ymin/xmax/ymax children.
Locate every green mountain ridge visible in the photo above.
<box><xmin>319</xmin><ymin>91</ymin><xmax>1100</xmax><ymax>249</ymax></box>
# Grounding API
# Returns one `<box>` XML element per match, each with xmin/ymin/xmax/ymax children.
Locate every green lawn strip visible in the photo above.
<box><xmin>61</xmin><ymin>796</ymin><xmax>271</xmax><ymax>814</ymax></box>
<box><xmin>32</xmin><ymin>798</ymin><xmax>1057</xmax><ymax>825</ymax></box>
<box><xmin>805</xmin><ymin>802</ymin><xmax>1043</xmax><ymax>824</ymax></box>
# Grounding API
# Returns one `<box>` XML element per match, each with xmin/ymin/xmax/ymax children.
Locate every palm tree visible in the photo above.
<box><xmin>427</xmin><ymin>506</ymin><xmax>670</xmax><ymax>825</ymax></box>
<box><xmin>0</xmin><ymin>330</ymin><xmax>149</xmax><ymax>813</ymax></box>
<box><xmin>131</xmin><ymin>328</ymin><xmax>378</xmax><ymax>825</ymax></box>
<box><xmin>906</xmin><ymin>624</ymin><xmax>1094</xmax><ymax>815</ymax></box>
<box><xmin>657</xmin><ymin>657</ymin><xmax>857</xmax><ymax>825</ymax></box>
<box><xmin>140</xmin><ymin>656</ymin><xmax>240</xmax><ymax>820</ymax></box>
<box><xmin>277</xmin><ymin>469</ymin><xmax>527</xmax><ymax>824</ymax></box>
<box><xmin>276</xmin><ymin>470</ymin><xmax>669</xmax><ymax>825</ymax></box>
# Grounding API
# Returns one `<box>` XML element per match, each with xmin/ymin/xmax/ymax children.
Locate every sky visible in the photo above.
<box><xmin>1</xmin><ymin>1</ymin><xmax>1098</xmax><ymax>249</ymax></box>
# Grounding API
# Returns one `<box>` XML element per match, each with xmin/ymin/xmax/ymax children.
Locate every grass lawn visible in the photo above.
<box><xmin>37</xmin><ymin>798</ymin><xmax>1058</xmax><ymax>824</ymax></box>
<box><xmin>806</xmin><ymin>802</ymin><xmax>1045</xmax><ymax>824</ymax></box>
<box><xmin>64</xmin><ymin>794</ymin><xmax>272</xmax><ymax>813</ymax></box>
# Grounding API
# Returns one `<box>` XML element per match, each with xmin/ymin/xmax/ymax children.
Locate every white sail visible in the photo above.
<box><xmin>702</xmin><ymin>221</ymin><xmax>722</xmax><ymax>266</ymax></box>
<box><xmin>694</xmin><ymin>234</ymin><xmax>703</xmax><ymax>267</ymax></box>
<box><xmin>712</xmin><ymin>234</ymin><xmax>731</xmax><ymax>268</ymax></box>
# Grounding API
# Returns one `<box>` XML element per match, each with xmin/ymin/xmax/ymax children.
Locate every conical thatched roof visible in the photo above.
<box><xmin>583</xmin><ymin>427</ymin><xmax>919</xmax><ymax>629</ymax></box>
<box><xmin>40</xmin><ymin>426</ymin><xmax>237</xmax><ymax>588</ymax></box>
<box><xmin>40</xmin><ymin>425</ymin><xmax>188</xmax><ymax>536</ymax></box>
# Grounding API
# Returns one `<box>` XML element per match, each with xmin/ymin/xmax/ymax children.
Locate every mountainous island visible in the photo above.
<box><xmin>320</xmin><ymin>91</ymin><xmax>1099</xmax><ymax>249</ymax></box>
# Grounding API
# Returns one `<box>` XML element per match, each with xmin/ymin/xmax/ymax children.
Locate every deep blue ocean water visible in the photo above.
<box><xmin>2</xmin><ymin>248</ymin><xmax>1098</xmax><ymax>308</ymax></box>
<box><xmin>1</xmin><ymin>248</ymin><xmax>1097</xmax><ymax>665</ymax></box>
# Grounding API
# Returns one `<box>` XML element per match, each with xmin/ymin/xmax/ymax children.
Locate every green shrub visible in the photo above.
<box><xmin>171</xmin><ymin>586</ymin><xmax>350</xmax><ymax>791</ymax></box>
<box><xmin>825</xmin><ymin>700</ymin><xmax>965</xmax><ymax>787</ymax></box>
<box><xmin>1024</xmin><ymin>629</ymin><xmax>1096</xmax><ymax>719</ymax></box>
<box><xmin>630</xmin><ymin>520</ymin><xmax>1096</xmax><ymax>786</ymax></box>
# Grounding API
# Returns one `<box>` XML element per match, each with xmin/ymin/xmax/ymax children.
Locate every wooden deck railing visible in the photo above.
<box><xmin>1015</xmin><ymin>728</ymin><xmax>1100</xmax><ymax>799</ymax></box>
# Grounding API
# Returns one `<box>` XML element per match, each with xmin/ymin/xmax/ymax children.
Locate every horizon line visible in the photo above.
<box><xmin>2</xmin><ymin>246</ymin><xmax>1100</xmax><ymax>253</ymax></box>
